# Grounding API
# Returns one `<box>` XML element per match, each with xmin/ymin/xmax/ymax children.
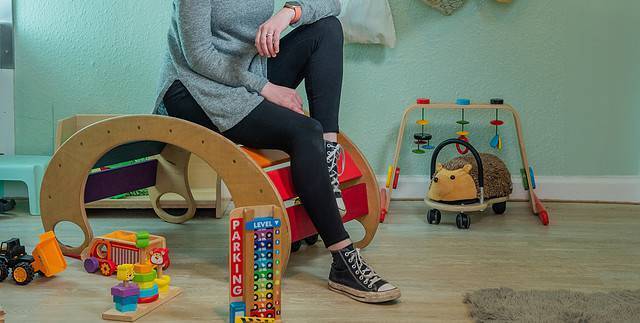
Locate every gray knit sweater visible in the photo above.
<box><xmin>154</xmin><ymin>0</ymin><xmax>341</xmax><ymax>132</ymax></box>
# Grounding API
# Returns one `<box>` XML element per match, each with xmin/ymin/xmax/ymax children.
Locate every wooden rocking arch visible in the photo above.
<box><xmin>40</xmin><ymin>115</ymin><xmax>381</xmax><ymax>269</ymax></box>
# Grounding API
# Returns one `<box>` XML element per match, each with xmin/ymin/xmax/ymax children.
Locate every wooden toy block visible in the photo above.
<box><xmin>113</xmin><ymin>295</ymin><xmax>139</xmax><ymax>305</ymax></box>
<box><xmin>102</xmin><ymin>286</ymin><xmax>183</xmax><ymax>322</ymax></box>
<box><xmin>138</xmin><ymin>294</ymin><xmax>159</xmax><ymax>304</ymax></box>
<box><xmin>138</xmin><ymin>285</ymin><xmax>159</xmax><ymax>298</ymax></box>
<box><xmin>155</xmin><ymin>275</ymin><xmax>171</xmax><ymax>286</ymax></box>
<box><xmin>117</xmin><ymin>264</ymin><xmax>135</xmax><ymax>282</ymax></box>
<box><xmin>133</xmin><ymin>263</ymin><xmax>153</xmax><ymax>274</ymax></box>
<box><xmin>115</xmin><ymin>303</ymin><xmax>138</xmax><ymax>313</ymax></box>
<box><xmin>136</xmin><ymin>281</ymin><xmax>155</xmax><ymax>290</ymax></box>
<box><xmin>111</xmin><ymin>284</ymin><xmax>140</xmax><ymax>298</ymax></box>
<box><xmin>133</xmin><ymin>270</ymin><xmax>156</xmax><ymax>283</ymax></box>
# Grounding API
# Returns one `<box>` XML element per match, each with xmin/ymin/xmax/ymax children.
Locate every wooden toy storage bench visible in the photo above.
<box><xmin>40</xmin><ymin>115</ymin><xmax>381</xmax><ymax>269</ymax></box>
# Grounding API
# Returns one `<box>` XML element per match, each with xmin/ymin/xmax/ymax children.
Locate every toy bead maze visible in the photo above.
<box><xmin>229</xmin><ymin>206</ymin><xmax>285</xmax><ymax>323</ymax></box>
<box><xmin>387</xmin><ymin>99</ymin><xmax>549</xmax><ymax>225</ymax></box>
<box><xmin>39</xmin><ymin>115</ymin><xmax>381</xmax><ymax>270</ymax></box>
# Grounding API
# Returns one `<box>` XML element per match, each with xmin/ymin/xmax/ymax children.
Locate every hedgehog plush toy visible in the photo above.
<box><xmin>427</xmin><ymin>153</ymin><xmax>512</xmax><ymax>203</ymax></box>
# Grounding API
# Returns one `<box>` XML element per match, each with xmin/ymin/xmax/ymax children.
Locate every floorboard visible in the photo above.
<box><xmin>0</xmin><ymin>201</ymin><xmax>638</xmax><ymax>322</ymax></box>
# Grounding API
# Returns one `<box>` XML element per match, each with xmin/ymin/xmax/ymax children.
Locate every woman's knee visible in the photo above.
<box><xmin>290</xmin><ymin>118</ymin><xmax>325</xmax><ymax>150</ymax></box>
<box><xmin>310</xmin><ymin>16</ymin><xmax>344</xmax><ymax>44</ymax></box>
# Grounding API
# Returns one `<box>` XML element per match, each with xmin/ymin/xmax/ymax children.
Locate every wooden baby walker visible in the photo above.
<box><xmin>385</xmin><ymin>98</ymin><xmax>549</xmax><ymax>226</ymax></box>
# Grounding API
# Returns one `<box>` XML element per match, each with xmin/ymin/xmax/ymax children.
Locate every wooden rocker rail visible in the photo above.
<box><xmin>40</xmin><ymin>115</ymin><xmax>381</xmax><ymax>270</ymax></box>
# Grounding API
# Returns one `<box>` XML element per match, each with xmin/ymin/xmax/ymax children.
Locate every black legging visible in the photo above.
<box><xmin>163</xmin><ymin>17</ymin><xmax>349</xmax><ymax>247</ymax></box>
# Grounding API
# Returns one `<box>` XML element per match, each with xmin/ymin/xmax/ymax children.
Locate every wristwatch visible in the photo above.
<box><xmin>284</xmin><ymin>1</ymin><xmax>302</xmax><ymax>25</ymax></box>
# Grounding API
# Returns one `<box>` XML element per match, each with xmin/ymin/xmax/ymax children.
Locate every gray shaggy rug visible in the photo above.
<box><xmin>464</xmin><ymin>288</ymin><xmax>640</xmax><ymax>323</ymax></box>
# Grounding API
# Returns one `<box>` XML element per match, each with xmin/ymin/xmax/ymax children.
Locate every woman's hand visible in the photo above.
<box><xmin>261</xmin><ymin>82</ymin><xmax>304</xmax><ymax>114</ymax></box>
<box><xmin>255</xmin><ymin>8</ymin><xmax>295</xmax><ymax>58</ymax></box>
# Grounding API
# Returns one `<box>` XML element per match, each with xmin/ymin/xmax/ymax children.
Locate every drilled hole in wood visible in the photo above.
<box><xmin>80</xmin><ymin>142</ymin><xmax>84</xmax><ymax>146</ymax></box>
<box><xmin>48</xmin><ymin>195</ymin><xmax>52</xmax><ymax>199</ymax></box>
<box><xmin>232</xmin><ymin>160</ymin><xmax>237</xmax><ymax>164</ymax></box>
<box><xmin>169</xmin><ymin>129</ymin><xmax>173</xmax><ymax>133</ymax></box>
<box><xmin>58</xmin><ymin>164</ymin><xmax>62</xmax><ymax>168</ymax></box>
<box><xmin>201</xmin><ymin>140</ymin><xmax>205</xmax><ymax>144</ymax></box>
<box><xmin>107</xmin><ymin>130</ymin><xmax>111</xmax><ymax>134</ymax></box>
<box><xmin>137</xmin><ymin>126</ymin><xmax>141</xmax><ymax>130</ymax></box>
<box><xmin>259</xmin><ymin>189</ymin><xmax>263</xmax><ymax>194</ymax></box>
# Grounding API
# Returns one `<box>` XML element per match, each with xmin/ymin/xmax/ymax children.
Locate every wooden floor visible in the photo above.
<box><xmin>0</xmin><ymin>200</ymin><xmax>638</xmax><ymax>322</ymax></box>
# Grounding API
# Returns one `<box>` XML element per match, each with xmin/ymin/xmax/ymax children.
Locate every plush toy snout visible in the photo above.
<box><xmin>427</xmin><ymin>163</ymin><xmax>478</xmax><ymax>202</ymax></box>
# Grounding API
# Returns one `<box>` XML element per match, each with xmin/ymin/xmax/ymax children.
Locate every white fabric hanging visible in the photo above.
<box><xmin>338</xmin><ymin>0</ymin><xmax>397</xmax><ymax>48</ymax></box>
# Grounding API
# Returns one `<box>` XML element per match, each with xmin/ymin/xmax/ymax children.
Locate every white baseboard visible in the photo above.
<box><xmin>378</xmin><ymin>175</ymin><xmax>640</xmax><ymax>204</ymax></box>
<box><xmin>5</xmin><ymin>174</ymin><xmax>639</xmax><ymax>204</ymax></box>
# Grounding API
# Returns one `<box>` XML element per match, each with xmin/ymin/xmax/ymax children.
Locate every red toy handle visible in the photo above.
<box><xmin>456</xmin><ymin>135</ymin><xmax>470</xmax><ymax>154</ymax></box>
<box><xmin>392</xmin><ymin>167</ymin><xmax>400</xmax><ymax>189</ymax></box>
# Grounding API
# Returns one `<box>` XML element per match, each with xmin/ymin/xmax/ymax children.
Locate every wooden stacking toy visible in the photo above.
<box><xmin>229</xmin><ymin>206</ymin><xmax>285</xmax><ymax>323</ymax></box>
<box><xmin>102</xmin><ymin>231</ymin><xmax>182</xmax><ymax>322</ymax></box>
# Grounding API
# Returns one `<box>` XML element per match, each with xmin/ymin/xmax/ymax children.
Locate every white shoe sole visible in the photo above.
<box><xmin>328</xmin><ymin>281</ymin><xmax>401</xmax><ymax>303</ymax></box>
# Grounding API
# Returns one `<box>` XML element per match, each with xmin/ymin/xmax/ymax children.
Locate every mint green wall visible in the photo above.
<box><xmin>14</xmin><ymin>0</ymin><xmax>639</xmax><ymax>176</ymax></box>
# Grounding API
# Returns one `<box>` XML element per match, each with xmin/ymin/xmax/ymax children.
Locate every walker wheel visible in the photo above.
<box><xmin>456</xmin><ymin>213</ymin><xmax>470</xmax><ymax>229</ymax></box>
<box><xmin>492</xmin><ymin>201</ymin><xmax>507</xmax><ymax>214</ymax></box>
<box><xmin>427</xmin><ymin>209</ymin><xmax>441</xmax><ymax>225</ymax></box>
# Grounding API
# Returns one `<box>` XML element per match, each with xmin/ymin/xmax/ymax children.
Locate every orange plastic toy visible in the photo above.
<box><xmin>0</xmin><ymin>231</ymin><xmax>67</xmax><ymax>285</ymax></box>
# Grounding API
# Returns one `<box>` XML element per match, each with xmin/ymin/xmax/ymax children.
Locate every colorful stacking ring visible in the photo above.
<box><xmin>490</xmin><ymin>120</ymin><xmax>504</xmax><ymax>126</ymax></box>
<box><xmin>416</xmin><ymin>119</ymin><xmax>429</xmax><ymax>125</ymax></box>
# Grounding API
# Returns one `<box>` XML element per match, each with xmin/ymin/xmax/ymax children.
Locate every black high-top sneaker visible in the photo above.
<box><xmin>329</xmin><ymin>245</ymin><xmax>401</xmax><ymax>303</ymax></box>
<box><xmin>325</xmin><ymin>141</ymin><xmax>347</xmax><ymax>216</ymax></box>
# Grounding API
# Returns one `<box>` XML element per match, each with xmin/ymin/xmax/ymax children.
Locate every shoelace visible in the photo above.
<box><xmin>345</xmin><ymin>248</ymin><xmax>382</xmax><ymax>289</ymax></box>
<box><xmin>326</xmin><ymin>143</ymin><xmax>345</xmax><ymax>188</ymax></box>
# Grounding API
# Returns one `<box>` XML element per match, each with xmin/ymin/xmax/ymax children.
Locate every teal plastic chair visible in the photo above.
<box><xmin>0</xmin><ymin>155</ymin><xmax>51</xmax><ymax>215</ymax></box>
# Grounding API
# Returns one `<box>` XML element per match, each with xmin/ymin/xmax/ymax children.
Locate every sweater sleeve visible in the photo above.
<box><xmin>291</xmin><ymin>0</ymin><xmax>341</xmax><ymax>28</ymax></box>
<box><xmin>175</xmin><ymin>0</ymin><xmax>268</xmax><ymax>93</ymax></box>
